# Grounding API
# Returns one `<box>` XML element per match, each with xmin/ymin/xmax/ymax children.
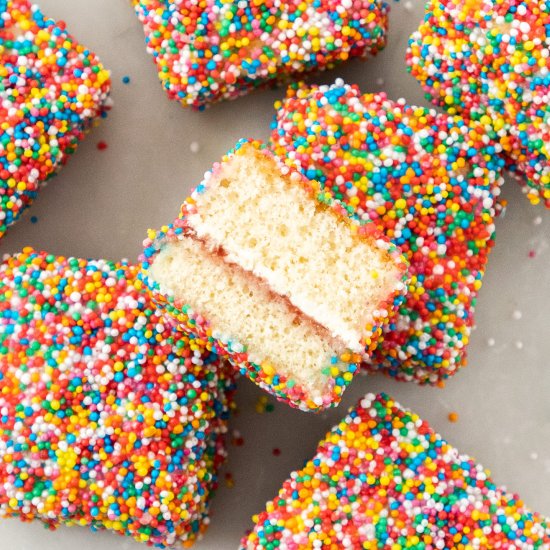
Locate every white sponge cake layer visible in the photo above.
<box><xmin>187</xmin><ymin>146</ymin><xmax>400</xmax><ymax>350</ymax></box>
<box><xmin>149</xmin><ymin>237</ymin><xmax>347</xmax><ymax>398</ymax></box>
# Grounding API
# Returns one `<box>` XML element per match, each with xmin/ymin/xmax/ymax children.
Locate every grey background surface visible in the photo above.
<box><xmin>0</xmin><ymin>1</ymin><xmax>549</xmax><ymax>548</ymax></box>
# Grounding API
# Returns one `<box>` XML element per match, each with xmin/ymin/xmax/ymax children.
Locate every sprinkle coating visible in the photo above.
<box><xmin>141</xmin><ymin>139</ymin><xmax>408</xmax><ymax>412</ymax></box>
<box><xmin>0</xmin><ymin>0</ymin><xmax>111</xmax><ymax>237</ymax></box>
<box><xmin>407</xmin><ymin>0</ymin><xmax>550</xmax><ymax>208</ymax></box>
<box><xmin>0</xmin><ymin>248</ymin><xmax>234</xmax><ymax>548</ymax></box>
<box><xmin>242</xmin><ymin>392</ymin><xmax>550</xmax><ymax>549</ymax></box>
<box><xmin>270</xmin><ymin>81</ymin><xmax>506</xmax><ymax>384</ymax></box>
<box><xmin>132</xmin><ymin>0</ymin><xmax>388</xmax><ymax>109</ymax></box>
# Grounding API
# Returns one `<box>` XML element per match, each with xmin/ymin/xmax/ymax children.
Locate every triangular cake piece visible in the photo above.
<box><xmin>242</xmin><ymin>393</ymin><xmax>550</xmax><ymax>549</ymax></box>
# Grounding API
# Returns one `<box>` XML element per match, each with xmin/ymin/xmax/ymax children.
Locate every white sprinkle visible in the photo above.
<box><xmin>530</xmin><ymin>452</ymin><xmax>539</xmax><ymax>460</ymax></box>
<box><xmin>487</xmin><ymin>338</ymin><xmax>495</xmax><ymax>347</ymax></box>
<box><xmin>512</xmin><ymin>310</ymin><xmax>522</xmax><ymax>320</ymax></box>
<box><xmin>515</xmin><ymin>341</ymin><xmax>524</xmax><ymax>350</ymax></box>
<box><xmin>190</xmin><ymin>141</ymin><xmax>201</xmax><ymax>154</ymax></box>
<box><xmin>519</xmin><ymin>21</ymin><xmax>531</xmax><ymax>34</ymax></box>
<box><xmin>533</xmin><ymin>216</ymin><xmax>542</xmax><ymax>225</ymax></box>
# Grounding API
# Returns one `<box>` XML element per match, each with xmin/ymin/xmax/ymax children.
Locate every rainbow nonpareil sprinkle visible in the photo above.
<box><xmin>0</xmin><ymin>248</ymin><xmax>234</xmax><ymax>548</ymax></box>
<box><xmin>407</xmin><ymin>0</ymin><xmax>550</xmax><ymax>208</ymax></box>
<box><xmin>132</xmin><ymin>0</ymin><xmax>388</xmax><ymax>109</ymax></box>
<box><xmin>270</xmin><ymin>81</ymin><xmax>506</xmax><ymax>384</ymax></box>
<box><xmin>242</xmin><ymin>393</ymin><xmax>550</xmax><ymax>549</ymax></box>
<box><xmin>0</xmin><ymin>0</ymin><xmax>111</xmax><ymax>238</ymax></box>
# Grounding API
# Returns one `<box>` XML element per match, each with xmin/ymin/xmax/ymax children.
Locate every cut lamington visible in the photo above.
<box><xmin>141</xmin><ymin>140</ymin><xmax>408</xmax><ymax>411</ymax></box>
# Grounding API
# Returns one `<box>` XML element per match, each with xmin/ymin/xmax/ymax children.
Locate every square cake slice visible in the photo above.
<box><xmin>270</xmin><ymin>81</ymin><xmax>505</xmax><ymax>385</ymax></box>
<box><xmin>132</xmin><ymin>0</ymin><xmax>389</xmax><ymax>109</ymax></box>
<box><xmin>0</xmin><ymin>0</ymin><xmax>111</xmax><ymax>238</ymax></box>
<box><xmin>141</xmin><ymin>140</ymin><xmax>408</xmax><ymax>411</ymax></box>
